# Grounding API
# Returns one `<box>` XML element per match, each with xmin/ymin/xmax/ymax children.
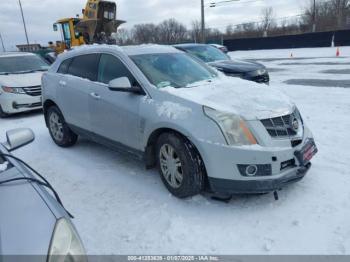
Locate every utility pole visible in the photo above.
<box><xmin>201</xmin><ymin>0</ymin><xmax>206</xmax><ymax>43</ymax></box>
<box><xmin>312</xmin><ymin>0</ymin><xmax>316</xmax><ymax>32</ymax></box>
<box><xmin>19</xmin><ymin>0</ymin><xmax>30</xmax><ymax>47</ymax></box>
<box><xmin>0</xmin><ymin>32</ymin><xmax>5</xmax><ymax>52</ymax></box>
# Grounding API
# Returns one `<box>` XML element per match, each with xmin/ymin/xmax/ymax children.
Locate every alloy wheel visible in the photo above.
<box><xmin>49</xmin><ymin>112</ymin><xmax>64</xmax><ymax>142</ymax></box>
<box><xmin>159</xmin><ymin>144</ymin><xmax>183</xmax><ymax>189</ymax></box>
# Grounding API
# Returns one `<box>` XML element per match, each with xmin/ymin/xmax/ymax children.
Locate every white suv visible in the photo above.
<box><xmin>0</xmin><ymin>52</ymin><xmax>49</xmax><ymax>117</ymax></box>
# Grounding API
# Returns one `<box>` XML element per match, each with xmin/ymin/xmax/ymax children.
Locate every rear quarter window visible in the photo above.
<box><xmin>67</xmin><ymin>54</ymin><xmax>101</xmax><ymax>81</ymax></box>
<box><xmin>57</xmin><ymin>58</ymin><xmax>72</xmax><ymax>74</ymax></box>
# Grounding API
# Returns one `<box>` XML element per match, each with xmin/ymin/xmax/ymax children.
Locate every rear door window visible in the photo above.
<box><xmin>97</xmin><ymin>54</ymin><xmax>137</xmax><ymax>85</ymax></box>
<box><xmin>68</xmin><ymin>54</ymin><xmax>100</xmax><ymax>81</ymax></box>
<box><xmin>57</xmin><ymin>58</ymin><xmax>72</xmax><ymax>74</ymax></box>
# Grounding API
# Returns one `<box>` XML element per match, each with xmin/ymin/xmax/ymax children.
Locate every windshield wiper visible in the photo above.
<box><xmin>0</xmin><ymin>153</ymin><xmax>74</xmax><ymax>218</ymax></box>
<box><xmin>0</xmin><ymin>72</ymin><xmax>9</xmax><ymax>75</ymax></box>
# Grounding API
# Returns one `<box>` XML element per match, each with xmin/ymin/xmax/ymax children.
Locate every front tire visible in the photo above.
<box><xmin>0</xmin><ymin>105</ymin><xmax>8</xmax><ymax>118</ymax></box>
<box><xmin>156</xmin><ymin>133</ymin><xmax>205</xmax><ymax>198</ymax></box>
<box><xmin>46</xmin><ymin>106</ymin><xmax>78</xmax><ymax>147</ymax></box>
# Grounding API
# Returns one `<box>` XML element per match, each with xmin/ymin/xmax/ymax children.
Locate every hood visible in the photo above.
<box><xmin>0</xmin><ymin>167</ymin><xmax>56</xmax><ymax>255</ymax></box>
<box><xmin>0</xmin><ymin>72</ymin><xmax>43</xmax><ymax>87</ymax></box>
<box><xmin>208</xmin><ymin>59</ymin><xmax>265</xmax><ymax>74</ymax></box>
<box><xmin>162</xmin><ymin>76</ymin><xmax>294</xmax><ymax>120</ymax></box>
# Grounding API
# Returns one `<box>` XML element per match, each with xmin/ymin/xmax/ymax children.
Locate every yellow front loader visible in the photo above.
<box><xmin>53</xmin><ymin>0</ymin><xmax>125</xmax><ymax>54</ymax></box>
<box><xmin>53</xmin><ymin>18</ymin><xmax>85</xmax><ymax>54</ymax></box>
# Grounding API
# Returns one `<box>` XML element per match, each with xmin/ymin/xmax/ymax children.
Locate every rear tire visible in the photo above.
<box><xmin>156</xmin><ymin>133</ymin><xmax>205</xmax><ymax>198</ymax></box>
<box><xmin>46</xmin><ymin>106</ymin><xmax>78</xmax><ymax>147</ymax></box>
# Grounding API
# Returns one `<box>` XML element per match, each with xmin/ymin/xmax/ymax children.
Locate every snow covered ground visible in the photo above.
<box><xmin>1</xmin><ymin>46</ymin><xmax>350</xmax><ymax>255</ymax></box>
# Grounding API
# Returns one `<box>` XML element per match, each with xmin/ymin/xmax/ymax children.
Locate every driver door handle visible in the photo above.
<box><xmin>59</xmin><ymin>80</ymin><xmax>66</xmax><ymax>86</ymax></box>
<box><xmin>90</xmin><ymin>92</ymin><xmax>101</xmax><ymax>100</ymax></box>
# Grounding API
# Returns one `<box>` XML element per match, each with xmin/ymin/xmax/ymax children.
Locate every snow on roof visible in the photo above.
<box><xmin>122</xmin><ymin>44</ymin><xmax>181</xmax><ymax>56</ymax></box>
<box><xmin>58</xmin><ymin>44</ymin><xmax>180</xmax><ymax>59</ymax></box>
<box><xmin>174</xmin><ymin>43</ymin><xmax>207</xmax><ymax>48</ymax></box>
<box><xmin>0</xmin><ymin>52</ymin><xmax>35</xmax><ymax>58</ymax></box>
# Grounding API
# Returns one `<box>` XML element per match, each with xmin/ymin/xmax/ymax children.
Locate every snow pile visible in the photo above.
<box><xmin>230</xmin><ymin>46</ymin><xmax>350</xmax><ymax>60</ymax></box>
<box><xmin>156</xmin><ymin>101</ymin><xmax>192</xmax><ymax>120</ymax></box>
<box><xmin>162</xmin><ymin>76</ymin><xmax>294</xmax><ymax>120</ymax></box>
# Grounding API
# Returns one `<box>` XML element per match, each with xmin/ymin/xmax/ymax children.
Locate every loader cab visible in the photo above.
<box><xmin>83</xmin><ymin>0</ymin><xmax>116</xmax><ymax>21</ymax></box>
<box><xmin>98</xmin><ymin>2</ymin><xmax>116</xmax><ymax>21</ymax></box>
<box><xmin>79</xmin><ymin>0</ymin><xmax>124</xmax><ymax>44</ymax></box>
<box><xmin>53</xmin><ymin>18</ymin><xmax>85</xmax><ymax>54</ymax></box>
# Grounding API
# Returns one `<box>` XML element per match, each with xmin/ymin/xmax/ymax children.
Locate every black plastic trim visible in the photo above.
<box><xmin>209</xmin><ymin>163</ymin><xmax>311</xmax><ymax>194</ymax></box>
<box><xmin>68</xmin><ymin>124</ymin><xmax>144</xmax><ymax>161</ymax></box>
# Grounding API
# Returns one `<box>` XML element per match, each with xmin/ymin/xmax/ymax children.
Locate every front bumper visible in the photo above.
<box><xmin>0</xmin><ymin>92</ymin><xmax>42</xmax><ymax>114</ymax></box>
<box><xmin>194</xmin><ymin>127</ymin><xmax>316</xmax><ymax>194</ymax></box>
<box><xmin>209</xmin><ymin>163</ymin><xmax>311</xmax><ymax>194</ymax></box>
<box><xmin>243</xmin><ymin>73</ymin><xmax>270</xmax><ymax>84</ymax></box>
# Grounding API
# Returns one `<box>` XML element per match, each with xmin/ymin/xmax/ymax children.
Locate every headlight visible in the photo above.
<box><xmin>248</xmin><ymin>69</ymin><xmax>267</xmax><ymax>77</ymax></box>
<box><xmin>2</xmin><ymin>86</ymin><xmax>26</xmax><ymax>94</ymax></box>
<box><xmin>256</xmin><ymin>69</ymin><xmax>267</xmax><ymax>75</ymax></box>
<box><xmin>48</xmin><ymin>218</ymin><xmax>87</xmax><ymax>262</ymax></box>
<box><xmin>204</xmin><ymin>106</ymin><xmax>257</xmax><ymax>146</ymax></box>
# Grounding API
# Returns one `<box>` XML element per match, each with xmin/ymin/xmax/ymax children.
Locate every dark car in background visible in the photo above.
<box><xmin>210</xmin><ymin>44</ymin><xmax>229</xmax><ymax>53</ymax></box>
<box><xmin>175</xmin><ymin>44</ymin><xmax>270</xmax><ymax>84</ymax></box>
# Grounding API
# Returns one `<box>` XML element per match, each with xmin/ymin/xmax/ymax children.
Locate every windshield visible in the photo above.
<box><xmin>182</xmin><ymin>45</ymin><xmax>230</xmax><ymax>63</ymax></box>
<box><xmin>0</xmin><ymin>55</ymin><xmax>49</xmax><ymax>75</ymax></box>
<box><xmin>131</xmin><ymin>53</ymin><xmax>217</xmax><ymax>89</ymax></box>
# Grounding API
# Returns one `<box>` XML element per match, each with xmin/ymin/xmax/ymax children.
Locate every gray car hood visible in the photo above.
<box><xmin>0</xmin><ymin>167</ymin><xmax>56</xmax><ymax>255</ymax></box>
<box><xmin>161</xmin><ymin>76</ymin><xmax>294</xmax><ymax>120</ymax></box>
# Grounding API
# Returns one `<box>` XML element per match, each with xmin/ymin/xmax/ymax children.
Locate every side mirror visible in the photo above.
<box><xmin>4</xmin><ymin>128</ymin><xmax>35</xmax><ymax>152</ymax></box>
<box><xmin>108</xmin><ymin>77</ymin><xmax>142</xmax><ymax>94</ymax></box>
<box><xmin>53</xmin><ymin>24</ymin><xmax>58</xmax><ymax>32</ymax></box>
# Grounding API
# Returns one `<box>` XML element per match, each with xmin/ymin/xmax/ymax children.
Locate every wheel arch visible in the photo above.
<box><xmin>144</xmin><ymin>128</ymin><xmax>207</xmax><ymax>174</ymax></box>
<box><xmin>43</xmin><ymin>99</ymin><xmax>58</xmax><ymax>127</ymax></box>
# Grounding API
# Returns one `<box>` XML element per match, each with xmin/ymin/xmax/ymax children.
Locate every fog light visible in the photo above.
<box><xmin>245</xmin><ymin>165</ymin><xmax>258</xmax><ymax>176</ymax></box>
<box><xmin>237</xmin><ymin>164</ymin><xmax>272</xmax><ymax>177</ymax></box>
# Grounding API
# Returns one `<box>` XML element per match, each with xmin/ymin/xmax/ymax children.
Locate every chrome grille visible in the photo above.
<box><xmin>261</xmin><ymin>111</ymin><xmax>301</xmax><ymax>138</ymax></box>
<box><xmin>23</xmin><ymin>86</ymin><xmax>41</xmax><ymax>96</ymax></box>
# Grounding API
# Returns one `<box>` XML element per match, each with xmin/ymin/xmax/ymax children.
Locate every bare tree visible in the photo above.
<box><xmin>331</xmin><ymin>0</ymin><xmax>350</xmax><ymax>28</ymax></box>
<box><xmin>115</xmin><ymin>28</ymin><xmax>134</xmax><ymax>45</ymax></box>
<box><xmin>225</xmin><ymin>24</ymin><xmax>234</xmax><ymax>36</ymax></box>
<box><xmin>260</xmin><ymin>7</ymin><xmax>276</xmax><ymax>37</ymax></box>
<box><xmin>302</xmin><ymin>0</ymin><xmax>350</xmax><ymax>31</ymax></box>
<box><xmin>205</xmin><ymin>28</ymin><xmax>223</xmax><ymax>43</ymax></box>
<box><xmin>132</xmin><ymin>23</ymin><xmax>159</xmax><ymax>44</ymax></box>
<box><xmin>233</xmin><ymin>22</ymin><xmax>259</xmax><ymax>38</ymax></box>
<box><xmin>157</xmin><ymin>19</ymin><xmax>188</xmax><ymax>44</ymax></box>
<box><xmin>191</xmin><ymin>20</ymin><xmax>202</xmax><ymax>43</ymax></box>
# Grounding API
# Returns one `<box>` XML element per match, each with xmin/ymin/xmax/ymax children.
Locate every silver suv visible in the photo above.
<box><xmin>42</xmin><ymin>45</ymin><xmax>317</xmax><ymax>198</ymax></box>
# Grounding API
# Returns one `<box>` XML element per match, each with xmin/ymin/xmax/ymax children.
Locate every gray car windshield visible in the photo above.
<box><xmin>183</xmin><ymin>45</ymin><xmax>230</xmax><ymax>63</ymax></box>
<box><xmin>0</xmin><ymin>55</ymin><xmax>49</xmax><ymax>75</ymax></box>
<box><xmin>131</xmin><ymin>53</ymin><xmax>217</xmax><ymax>89</ymax></box>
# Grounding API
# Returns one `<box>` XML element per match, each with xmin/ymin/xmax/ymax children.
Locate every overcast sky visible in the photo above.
<box><xmin>0</xmin><ymin>0</ymin><xmax>307</xmax><ymax>50</ymax></box>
